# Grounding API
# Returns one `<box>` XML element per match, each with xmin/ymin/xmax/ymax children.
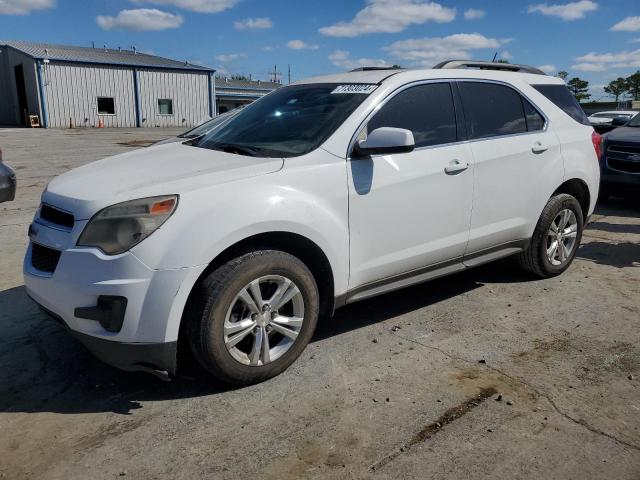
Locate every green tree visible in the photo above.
<box><xmin>556</xmin><ymin>71</ymin><xmax>569</xmax><ymax>81</ymax></box>
<box><xmin>567</xmin><ymin>77</ymin><xmax>591</xmax><ymax>101</ymax></box>
<box><xmin>603</xmin><ymin>77</ymin><xmax>629</xmax><ymax>102</ymax></box>
<box><xmin>626</xmin><ymin>71</ymin><xmax>640</xmax><ymax>101</ymax></box>
<box><xmin>391</xmin><ymin>64</ymin><xmax>402</xmax><ymax>69</ymax></box>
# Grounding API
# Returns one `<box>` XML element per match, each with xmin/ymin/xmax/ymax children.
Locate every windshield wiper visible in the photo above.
<box><xmin>209</xmin><ymin>143</ymin><xmax>265</xmax><ymax>157</ymax></box>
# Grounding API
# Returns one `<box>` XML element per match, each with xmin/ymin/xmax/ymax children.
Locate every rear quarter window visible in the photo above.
<box><xmin>532</xmin><ymin>84</ymin><xmax>590</xmax><ymax>126</ymax></box>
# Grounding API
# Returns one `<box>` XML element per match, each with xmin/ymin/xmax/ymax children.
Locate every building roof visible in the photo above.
<box><xmin>0</xmin><ymin>40</ymin><xmax>215</xmax><ymax>72</ymax></box>
<box><xmin>216</xmin><ymin>77</ymin><xmax>282</xmax><ymax>91</ymax></box>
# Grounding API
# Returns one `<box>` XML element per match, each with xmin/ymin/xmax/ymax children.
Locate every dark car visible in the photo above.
<box><xmin>0</xmin><ymin>148</ymin><xmax>17</xmax><ymax>203</ymax></box>
<box><xmin>600</xmin><ymin>113</ymin><xmax>640</xmax><ymax>198</ymax></box>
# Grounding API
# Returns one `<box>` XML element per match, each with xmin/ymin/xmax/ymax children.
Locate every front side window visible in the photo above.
<box><xmin>158</xmin><ymin>99</ymin><xmax>174</xmax><ymax>115</ymax></box>
<box><xmin>195</xmin><ymin>83</ymin><xmax>374</xmax><ymax>157</ymax></box>
<box><xmin>97</xmin><ymin>97</ymin><xmax>115</xmax><ymax>115</ymax></box>
<box><xmin>367</xmin><ymin>82</ymin><xmax>457</xmax><ymax>148</ymax></box>
<box><xmin>459</xmin><ymin>82</ymin><xmax>527</xmax><ymax>139</ymax></box>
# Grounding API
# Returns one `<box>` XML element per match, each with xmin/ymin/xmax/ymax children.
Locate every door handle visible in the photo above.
<box><xmin>532</xmin><ymin>141</ymin><xmax>548</xmax><ymax>154</ymax></box>
<box><xmin>444</xmin><ymin>159</ymin><xmax>469</xmax><ymax>174</ymax></box>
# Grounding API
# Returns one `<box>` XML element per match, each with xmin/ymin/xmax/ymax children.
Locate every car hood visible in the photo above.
<box><xmin>43</xmin><ymin>142</ymin><xmax>284</xmax><ymax>220</ymax></box>
<box><xmin>604</xmin><ymin>126</ymin><xmax>640</xmax><ymax>144</ymax></box>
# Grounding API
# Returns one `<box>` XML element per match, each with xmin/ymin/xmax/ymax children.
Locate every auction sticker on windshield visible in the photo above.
<box><xmin>331</xmin><ymin>84</ymin><xmax>378</xmax><ymax>94</ymax></box>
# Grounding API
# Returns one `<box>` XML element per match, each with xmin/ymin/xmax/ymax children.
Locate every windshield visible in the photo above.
<box><xmin>179</xmin><ymin>109</ymin><xmax>238</xmax><ymax>138</ymax></box>
<box><xmin>192</xmin><ymin>83</ymin><xmax>375</xmax><ymax>157</ymax></box>
<box><xmin>627</xmin><ymin>113</ymin><xmax>640</xmax><ymax>127</ymax></box>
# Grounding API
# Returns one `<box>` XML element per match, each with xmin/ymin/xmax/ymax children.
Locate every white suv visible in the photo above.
<box><xmin>24</xmin><ymin>62</ymin><xmax>600</xmax><ymax>385</ymax></box>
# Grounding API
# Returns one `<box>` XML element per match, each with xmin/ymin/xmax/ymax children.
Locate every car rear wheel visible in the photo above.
<box><xmin>187</xmin><ymin>250</ymin><xmax>319</xmax><ymax>385</ymax></box>
<box><xmin>518</xmin><ymin>193</ymin><xmax>584</xmax><ymax>278</ymax></box>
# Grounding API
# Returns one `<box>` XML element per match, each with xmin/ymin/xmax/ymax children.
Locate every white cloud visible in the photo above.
<box><xmin>527</xmin><ymin>1</ymin><xmax>597</xmax><ymax>21</ymax></box>
<box><xmin>234</xmin><ymin>17</ymin><xmax>273</xmax><ymax>30</ymax></box>
<box><xmin>611</xmin><ymin>16</ymin><xmax>640</xmax><ymax>32</ymax></box>
<box><xmin>0</xmin><ymin>0</ymin><xmax>54</xmax><ymax>15</ymax></box>
<box><xmin>384</xmin><ymin>33</ymin><xmax>505</xmax><ymax>67</ymax></box>
<box><xmin>501</xmin><ymin>50</ymin><xmax>513</xmax><ymax>60</ymax></box>
<box><xmin>463</xmin><ymin>8</ymin><xmax>485</xmax><ymax>20</ymax></box>
<box><xmin>287</xmin><ymin>40</ymin><xmax>319</xmax><ymax>50</ymax></box>
<box><xmin>571</xmin><ymin>62</ymin><xmax>605</xmax><ymax>72</ymax></box>
<box><xmin>329</xmin><ymin>50</ymin><xmax>389</xmax><ymax>70</ymax></box>
<box><xmin>214</xmin><ymin>52</ymin><xmax>247</xmax><ymax>62</ymax></box>
<box><xmin>572</xmin><ymin>49</ymin><xmax>640</xmax><ymax>72</ymax></box>
<box><xmin>632</xmin><ymin>38</ymin><xmax>640</xmax><ymax>44</ymax></box>
<box><xmin>319</xmin><ymin>0</ymin><xmax>455</xmax><ymax>37</ymax></box>
<box><xmin>97</xmin><ymin>9</ymin><xmax>183</xmax><ymax>31</ymax></box>
<box><xmin>537</xmin><ymin>64</ymin><xmax>557</xmax><ymax>74</ymax></box>
<box><xmin>130</xmin><ymin>0</ymin><xmax>239</xmax><ymax>13</ymax></box>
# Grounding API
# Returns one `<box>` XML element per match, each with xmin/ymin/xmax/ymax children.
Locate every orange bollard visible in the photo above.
<box><xmin>98</xmin><ymin>118</ymin><xmax>104</xmax><ymax>128</ymax></box>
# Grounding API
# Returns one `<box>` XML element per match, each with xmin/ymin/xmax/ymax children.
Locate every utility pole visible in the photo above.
<box><xmin>271</xmin><ymin>64</ymin><xmax>282</xmax><ymax>83</ymax></box>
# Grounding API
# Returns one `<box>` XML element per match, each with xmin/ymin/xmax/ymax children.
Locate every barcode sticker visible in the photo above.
<box><xmin>331</xmin><ymin>84</ymin><xmax>378</xmax><ymax>94</ymax></box>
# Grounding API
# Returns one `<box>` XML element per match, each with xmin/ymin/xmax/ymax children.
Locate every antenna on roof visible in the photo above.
<box><xmin>491</xmin><ymin>52</ymin><xmax>498</xmax><ymax>62</ymax></box>
<box><xmin>103</xmin><ymin>44</ymin><xmax>107</xmax><ymax>52</ymax></box>
<box><xmin>132</xmin><ymin>46</ymin><xmax>137</xmax><ymax>55</ymax></box>
<box><xmin>91</xmin><ymin>41</ymin><xmax>95</xmax><ymax>49</ymax></box>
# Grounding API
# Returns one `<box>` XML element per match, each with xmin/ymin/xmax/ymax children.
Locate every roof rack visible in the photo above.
<box><xmin>349</xmin><ymin>66</ymin><xmax>399</xmax><ymax>72</ymax></box>
<box><xmin>433</xmin><ymin>60</ymin><xmax>546</xmax><ymax>75</ymax></box>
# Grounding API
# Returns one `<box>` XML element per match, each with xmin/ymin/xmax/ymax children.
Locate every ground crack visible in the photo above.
<box><xmin>395</xmin><ymin>334</ymin><xmax>640</xmax><ymax>454</ymax></box>
<box><xmin>369</xmin><ymin>386</ymin><xmax>497</xmax><ymax>472</ymax></box>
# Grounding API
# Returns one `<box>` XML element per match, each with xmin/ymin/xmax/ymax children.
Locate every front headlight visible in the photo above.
<box><xmin>77</xmin><ymin>195</ymin><xmax>178</xmax><ymax>255</ymax></box>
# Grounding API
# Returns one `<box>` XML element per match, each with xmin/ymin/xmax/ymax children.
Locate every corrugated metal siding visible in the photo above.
<box><xmin>44</xmin><ymin>63</ymin><xmax>136</xmax><ymax>128</ymax></box>
<box><xmin>138</xmin><ymin>69</ymin><xmax>209</xmax><ymax>128</ymax></box>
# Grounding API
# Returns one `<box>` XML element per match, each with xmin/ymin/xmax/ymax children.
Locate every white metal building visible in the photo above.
<box><xmin>0</xmin><ymin>40</ymin><xmax>217</xmax><ymax>128</ymax></box>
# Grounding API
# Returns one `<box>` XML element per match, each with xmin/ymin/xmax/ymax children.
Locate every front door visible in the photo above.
<box><xmin>347</xmin><ymin>82</ymin><xmax>474</xmax><ymax>290</ymax></box>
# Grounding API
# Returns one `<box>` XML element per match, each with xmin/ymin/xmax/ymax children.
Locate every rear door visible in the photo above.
<box><xmin>457</xmin><ymin>81</ymin><xmax>563</xmax><ymax>256</ymax></box>
<box><xmin>347</xmin><ymin>81</ymin><xmax>474</xmax><ymax>289</ymax></box>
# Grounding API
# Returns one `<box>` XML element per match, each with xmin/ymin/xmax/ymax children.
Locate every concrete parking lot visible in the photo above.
<box><xmin>1</xmin><ymin>128</ymin><xmax>639</xmax><ymax>479</ymax></box>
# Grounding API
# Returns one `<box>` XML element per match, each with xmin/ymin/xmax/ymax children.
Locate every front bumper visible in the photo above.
<box><xmin>601</xmin><ymin>169</ymin><xmax>640</xmax><ymax>191</ymax></box>
<box><xmin>36</xmin><ymin>302</ymin><xmax>177</xmax><ymax>379</ymax></box>
<box><xmin>23</xmin><ymin>225</ymin><xmax>206</xmax><ymax>377</ymax></box>
<box><xmin>0</xmin><ymin>162</ymin><xmax>16</xmax><ymax>203</ymax></box>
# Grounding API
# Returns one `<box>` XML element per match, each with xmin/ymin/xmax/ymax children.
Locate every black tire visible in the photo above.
<box><xmin>517</xmin><ymin>193</ymin><xmax>584</xmax><ymax>278</ymax></box>
<box><xmin>187</xmin><ymin>250</ymin><xmax>319</xmax><ymax>386</ymax></box>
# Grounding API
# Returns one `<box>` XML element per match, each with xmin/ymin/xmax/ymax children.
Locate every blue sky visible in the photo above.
<box><xmin>1</xmin><ymin>0</ymin><xmax>639</xmax><ymax>99</ymax></box>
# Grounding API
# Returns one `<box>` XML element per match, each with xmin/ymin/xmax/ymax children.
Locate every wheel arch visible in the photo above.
<box><xmin>553</xmin><ymin>178</ymin><xmax>591</xmax><ymax>222</ymax></box>
<box><xmin>177</xmin><ymin>231</ymin><xmax>336</xmax><ymax>365</ymax></box>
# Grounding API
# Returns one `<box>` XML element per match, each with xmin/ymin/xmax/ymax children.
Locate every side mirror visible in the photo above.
<box><xmin>611</xmin><ymin>116</ymin><xmax>629</xmax><ymax>127</ymax></box>
<box><xmin>352</xmin><ymin>127</ymin><xmax>415</xmax><ymax>157</ymax></box>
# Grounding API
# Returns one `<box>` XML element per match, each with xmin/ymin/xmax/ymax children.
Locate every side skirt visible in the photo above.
<box><xmin>336</xmin><ymin>239</ymin><xmax>528</xmax><ymax>308</ymax></box>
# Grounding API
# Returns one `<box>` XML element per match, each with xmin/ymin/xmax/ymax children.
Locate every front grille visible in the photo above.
<box><xmin>31</xmin><ymin>243</ymin><xmax>62</xmax><ymax>273</ymax></box>
<box><xmin>40</xmin><ymin>204</ymin><xmax>74</xmax><ymax>229</ymax></box>
<box><xmin>607</xmin><ymin>158</ymin><xmax>640</xmax><ymax>174</ymax></box>
<box><xmin>605</xmin><ymin>144</ymin><xmax>640</xmax><ymax>174</ymax></box>
<box><xmin>608</xmin><ymin>145</ymin><xmax>640</xmax><ymax>156</ymax></box>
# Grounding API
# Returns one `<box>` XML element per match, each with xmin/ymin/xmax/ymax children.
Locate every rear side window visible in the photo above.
<box><xmin>532</xmin><ymin>84</ymin><xmax>590</xmax><ymax>125</ymax></box>
<box><xmin>459</xmin><ymin>82</ymin><xmax>528</xmax><ymax>139</ymax></box>
<box><xmin>367</xmin><ymin>82</ymin><xmax>457</xmax><ymax>148</ymax></box>
<box><xmin>522</xmin><ymin>98</ymin><xmax>545</xmax><ymax>131</ymax></box>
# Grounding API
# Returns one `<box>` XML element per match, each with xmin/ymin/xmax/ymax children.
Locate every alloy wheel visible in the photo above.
<box><xmin>223</xmin><ymin>275</ymin><xmax>305</xmax><ymax>366</ymax></box>
<box><xmin>546</xmin><ymin>209</ymin><xmax>579</xmax><ymax>266</ymax></box>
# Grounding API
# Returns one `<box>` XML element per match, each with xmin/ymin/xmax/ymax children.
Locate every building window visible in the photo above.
<box><xmin>97</xmin><ymin>97</ymin><xmax>115</xmax><ymax>115</ymax></box>
<box><xmin>158</xmin><ymin>99</ymin><xmax>174</xmax><ymax>115</ymax></box>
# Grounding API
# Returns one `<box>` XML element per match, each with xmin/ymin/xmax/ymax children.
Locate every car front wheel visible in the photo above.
<box><xmin>187</xmin><ymin>250</ymin><xmax>319</xmax><ymax>385</ymax></box>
